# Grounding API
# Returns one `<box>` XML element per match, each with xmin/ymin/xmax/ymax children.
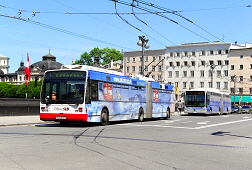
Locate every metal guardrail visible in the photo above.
<box><xmin>0</xmin><ymin>98</ymin><xmax>40</xmax><ymax>116</ymax></box>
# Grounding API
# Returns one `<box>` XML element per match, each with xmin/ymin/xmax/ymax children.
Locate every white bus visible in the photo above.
<box><xmin>40</xmin><ymin>65</ymin><xmax>175</xmax><ymax>125</ymax></box>
<box><xmin>184</xmin><ymin>88</ymin><xmax>231</xmax><ymax>115</ymax></box>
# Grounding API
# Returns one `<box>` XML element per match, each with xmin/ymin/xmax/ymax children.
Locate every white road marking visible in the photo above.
<box><xmin>118</xmin><ymin>118</ymin><xmax>252</xmax><ymax>130</ymax></box>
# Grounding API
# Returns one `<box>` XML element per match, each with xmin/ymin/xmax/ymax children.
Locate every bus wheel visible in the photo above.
<box><xmin>138</xmin><ymin>108</ymin><xmax>144</xmax><ymax>122</ymax></box>
<box><xmin>100</xmin><ymin>109</ymin><xmax>109</xmax><ymax>126</ymax></box>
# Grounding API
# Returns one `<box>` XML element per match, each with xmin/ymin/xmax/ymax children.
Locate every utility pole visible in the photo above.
<box><xmin>210</xmin><ymin>64</ymin><xmax>215</xmax><ymax>88</ymax></box>
<box><xmin>233</xmin><ymin>75</ymin><xmax>236</xmax><ymax>105</ymax></box>
<box><xmin>137</xmin><ymin>36</ymin><xmax>150</xmax><ymax>76</ymax></box>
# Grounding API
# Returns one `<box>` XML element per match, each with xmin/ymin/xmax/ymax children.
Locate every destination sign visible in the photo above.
<box><xmin>45</xmin><ymin>71</ymin><xmax>86</xmax><ymax>78</ymax></box>
<box><xmin>186</xmin><ymin>91</ymin><xmax>205</xmax><ymax>95</ymax></box>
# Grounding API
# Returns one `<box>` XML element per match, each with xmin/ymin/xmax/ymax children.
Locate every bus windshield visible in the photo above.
<box><xmin>41</xmin><ymin>71</ymin><xmax>86</xmax><ymax>104</ymax></box>
<box><xmin>185</xmin><ymin>94</ymin><xmax>206</xmax><ymax>107</ymax></box>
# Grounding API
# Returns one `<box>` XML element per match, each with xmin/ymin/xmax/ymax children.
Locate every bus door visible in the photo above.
<box><xmin>146</xmin><ymin>82</ymin><xmax>152</xmax><ymax>118</ymax></box>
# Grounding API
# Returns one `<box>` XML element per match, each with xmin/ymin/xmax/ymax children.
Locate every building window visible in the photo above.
<box><xmin>209</xmin><ymin>82</ymin><xmax>212</xmax><ymax>88</ymax></box>
<box><xmin>190</xmin><ymin>82</ymin><xmax>194</xmax><ymax>89</ymax></box>
<box><xmin>132</xmin><ymin>66</ymin><xmax>135</xmax><ymax>72</ymax></box>
<box><xmin>183</xmin><ymin>82</ymin><xmax>186</xmax><ymax>89</ymax></box>
<box><xmin>168</xmin><ymin>71</ymin><xmax>172</xmax><ymax>77</ymax></box>
<box><xmin>152</xmin><ymin>66</ymin><xmax>156</xmax><ymax>72</ymax></box>
<box><xmin>225</xmin><ymin>60</ymin><xmax>229</xmax><ymax>65</ymax></box>
<box><xmin>224</xmin><ymin>70</ymin><xmax>228</xmax><ymax>77</ymax></box>
<box><xmin>201</xmin><ymin>50</ymin><xmax>206</xmax><ymax>56</ymax></box>
<box><xmin>140</xmin><ymin>57</ymin><xmax>143</xmax><ymax>62</ymax></box>
<box><xmin>158</xmin><ymin>75</ymin><xmax>162</xmax><ymax>80</ymax></box>
<box><xmin>224</xmin><ymin>82</ymin><xmax>228</xmax><ymax>89</ymax></box>
<box><xmin>200</xmin><ymin>70</ymin><xmax>204</xmax><ymax>77</ymax></box>
<box><xmin>158</xmin><ymin>65</ymin><xmax>162</xmax><ymax>72</ymax></box>
<box><xmin>126</xmin><ymin>66</ymin><xmax>130</xmax><ymax>72</ymax></box>
<box><xmin>153</xmin><ymin>56</ymin><xmax>156</xmax><ymax>61</ymax></box>
<box><xmin>192</xmin><ymin>51</ymin><xmax>196</xmax><ymax>56</ymax></box>
<box><xmin>139</xmin><ymin>66</ymin><xmax>142</xmax><ymax>73</ymax></box>
<box><xmin>240</xmin><ymin>76</ymin><xmax>243</xmax><ymax>81</ymax></box>
<box><xmin>127</xmin><ymin>57</ymin><xmax>130</xmax><ymax>63</ymax></box>
<box><xmin>250</xmin><ymin>64</ymin><xmax>252</xmax><ymax>69</ymax></box>
<box><xmin>250</xmin><ymin>75</ymin><xmax>252</xmax><ymax>81</ymax></box>
<box><xmin>176</xmin><ymin>52</ymin><xmax>180</xmax><ymax>57</ymax></box>
<box><xmin>175</xmin><ymin>71</ymin><xmax>179</xmax><ymax>77</ymax></box>
<box><xmin>169</xmin><ymin>52</ymin><xmax>173</xmax><ymax>57</ymax></box>
<box><xmin>218</xmin><ymin>50</ymin><xmax>222</xmax><ymax>55</ymax></box>
<box><xmin>240</xmin><ymin>55</ymin><xmax>243</xmax><ymax>58</ymax></box>
<box><xmin>217</xmin><ymin>70</ymin><xmax>221</xmax><ymax>77</ymax></box>
<box><xmin>201</xmin><ymin>60</ymin><xmax>206</xmax><ymax>66</ymax></box>
<box><xmin>216</xmin><ymin>82</ymin><xmax>220</xmax><ymax>89</ymax></box>
<box><xmin>217</xmin><ymin>60</ymin><xmax>222</xmax><ymax>65</ymax></box>
<box><xmin>225</xmin><ymin>50</ymin><xmax>229</xmax><ymax>54</ymax></box>
<box><xmin>200</xmin><ymin>82</ymin><xmax>204</xmax><ymax>88</ymax></box>
<box><xmin>191</xmin><ymin>61</ymin><xmax>195</xmax><ymax>66</ymax></box>
<box><xmin>190</xmin><ymin>71</ymin><xmax>194</xmax><ymax>77</ymax></box>
<box><xmin>239</xmin><ymin>88</ymin><xmax>243</xmax><ymax>94</ymax></box>
<box><xmin>176</xmin><ymin>62</ymin><xmax>180</xmax><ymax>66</ymax></box>
<box><xmin>145</xmin><ymin>56</ymin><xmax>148</xmax><ymax>62</ymax></box>
<box><xmin>184</xmin><ymin>51</ymin><xmax>188</xmax><ymax>56</ymax></box>
<box><xmin>230</xmin><ymin>88</ymin><xmax>234</xmax><ymax>93</ymax></box>
<box><xmin>210</xmin><ymin>50</ymin><xmax>214</xmax><ymax>55</ymax></box>
<box><xmin>250</xmin><ymin>88</ymin><xmax>252</xmax><ymax>94</ymax></box>
<box><xmin>159</xmin><ymin>56</ymin><xmax>162</xmax><ymax>60</ymax></box>
<box><xmin>240</xmin><ymin>65</ymin><xmax>243</xmax><ymax>70</ymax></box>
<box><xmin>209</xmin><ymin>60</ymin><xmax>214</xmax><ymax>65</ymax></box>
<box><xmin>184</xmin><ymin>61</ymin><xmax>188</xmax><ymax>66</ymax></box>
<box><xmin>169</xmin><ymin>62</ymin><xmax>173</xmax><ymax>67</ymax></box>
<box><xmin>231</xmin><ymin>65</ymin><xmax>234</xmax><ymax>70</ymax></box>
<box><xmin>183</xmin><ymin>71</ymin><xmax>187</xmax><ymax>77</ymax></box>
<box><xmin>132</xmin><ymin>57</ymin><xmax>136</xmax><ymax>62</ymax></box>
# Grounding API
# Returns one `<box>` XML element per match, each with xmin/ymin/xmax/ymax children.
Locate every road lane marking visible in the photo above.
<box><xmin>194</xmin><ymin>118</ymin><xmax>252</xmax><ymax>129</ymax></box>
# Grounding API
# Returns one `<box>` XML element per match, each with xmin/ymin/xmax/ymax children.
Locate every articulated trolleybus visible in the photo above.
<box><xmin>40</xmin><ymin>65</ymin><xmax>174</xmax><ymax>125</ymax></box>
<box><xmin>184</xmin><ymin>88</ymin><xmax>231</xmax><ymax>115</ymax></box>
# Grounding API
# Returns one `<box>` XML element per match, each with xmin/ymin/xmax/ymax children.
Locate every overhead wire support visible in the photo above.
<box><xmin>0</xmin><ymin>14</ymin><xmax>135</xmax><ymax>51</ymax></box>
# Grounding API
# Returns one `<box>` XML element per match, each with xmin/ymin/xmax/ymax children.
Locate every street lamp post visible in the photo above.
<box><xmin>210</xmin><ymin>64</ymin><xmax>215</xmax><ymax>88</ymax></box>
<box><xmin>233</xmin><ymin>75</ymin><xmax>236</xmax><ymax>105</ymax></box>
<box><xmin>137</xmin><ymin>35</ymin><xmax>150</xmax><ymax>76</ymax></box>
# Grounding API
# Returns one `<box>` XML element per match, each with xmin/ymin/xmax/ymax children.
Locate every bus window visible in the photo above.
<box><xmin>90</xmin><ymin>81</ymin><xmax>98</xmax><ymax>101</ymax></box>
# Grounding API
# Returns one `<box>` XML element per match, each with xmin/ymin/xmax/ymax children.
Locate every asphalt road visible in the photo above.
<box><xmin>1</xmin><ymin>114</ymin><xmax>252</xmax><ymax>170</ymax></box>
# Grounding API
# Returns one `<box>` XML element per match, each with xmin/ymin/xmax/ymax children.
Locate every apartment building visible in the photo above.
<box><xmin>123</xmin><ymin>49</ymin><xmax>166</xmax><ymax>81</ymax></box>
<box><xmin>230</xmin><ymin>43</ymin><xmax>252</xmax><ymax>104</ymax></box>
<box><xmin>164</xmin><ymin>42</ymin><xmax>231</xmax><ymax>98</ymax></box>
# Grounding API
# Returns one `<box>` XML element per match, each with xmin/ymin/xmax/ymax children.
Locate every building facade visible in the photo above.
<box><xmin>165</xmin><ymin>42</ymin><xmax>231</xmax><ymax>98</ymax></box>
<box><xmin>0</xmin><ymin>54</ymin><xmax>10</xmax><ymax>74</ymax></box>
<box><xmin>230</xmin><ymin>43</ymin><xmax>252</xmax><ymax>104</ymax></box>
<box><xmin>123</xmin><ymin>49</ymin><xmax>166</xmax><ymax>81</ymax></box>
<box><xmin>0</xmin><ymin>53</ymin><xmax>63</xmax><ymax>85</ymax></box>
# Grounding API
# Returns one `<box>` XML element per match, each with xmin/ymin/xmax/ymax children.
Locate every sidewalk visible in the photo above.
<box><xmin>0</xmin><ymin>115</ymin><xmax>44</xmax><ymax>127</ymax></box>
<box><xmin>0</xmin><ymin>112</ymin><xmax>183</xmax><ymax>127</ymax></box>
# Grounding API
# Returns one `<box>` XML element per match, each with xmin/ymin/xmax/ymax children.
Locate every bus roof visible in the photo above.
<box><xmin>58</xmin><ymin>65</ymin><xmax>174</xmax><ymax>90</ymax></box>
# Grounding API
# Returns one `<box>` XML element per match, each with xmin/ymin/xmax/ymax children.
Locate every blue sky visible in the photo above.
<box><xmin>0</xmin><ymin>0</ymin><xmax>251</xmax><ymax>73</ymax></box>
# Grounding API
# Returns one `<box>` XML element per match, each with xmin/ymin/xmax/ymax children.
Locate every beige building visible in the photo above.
<box><xmin>123</xmin><ymin>49</ymin><xmax>166</xmax><ymax>82</ymax></box>
<box><xmin>230</xmin><ymin>43</ymin><xmax>252</xmax><ymax>104</ymax></box>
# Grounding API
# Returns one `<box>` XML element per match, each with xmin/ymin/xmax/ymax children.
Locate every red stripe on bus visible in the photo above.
<box><xmin>40</xmin><ymin>113</ymin><xmax>88</xmax><ymax>122</ymax></box>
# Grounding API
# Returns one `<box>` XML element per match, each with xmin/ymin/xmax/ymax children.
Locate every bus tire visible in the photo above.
<box><xmin>138</xmin><ymin>108</ymin><xmax>144</xmax><ymax>122</ymax></box>
<box><xmin>209</xmin><ymin>108</ymin><xmax>213</xmax><ymax>116</ymax></box>
<box><xmin>100</xmin><ymin>108</ymin><xmax>109</xmax><ymax>126</ymax></box>
<box><xmin>165</xmin><ymin>108</ymin><xmax>171</xmax><ymax>119</ymax></box>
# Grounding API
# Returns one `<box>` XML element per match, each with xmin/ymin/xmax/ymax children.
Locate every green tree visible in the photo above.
<box><xmin>73</xmin><ymin>47</ymin><xmax>123</xmax><ymax>66</ymax></box>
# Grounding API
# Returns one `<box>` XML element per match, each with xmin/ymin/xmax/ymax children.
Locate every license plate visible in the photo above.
<box><xmin>56</xmin><ymin>116</ymin><xmax>66</xmax><ymax>119</ymax></box>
